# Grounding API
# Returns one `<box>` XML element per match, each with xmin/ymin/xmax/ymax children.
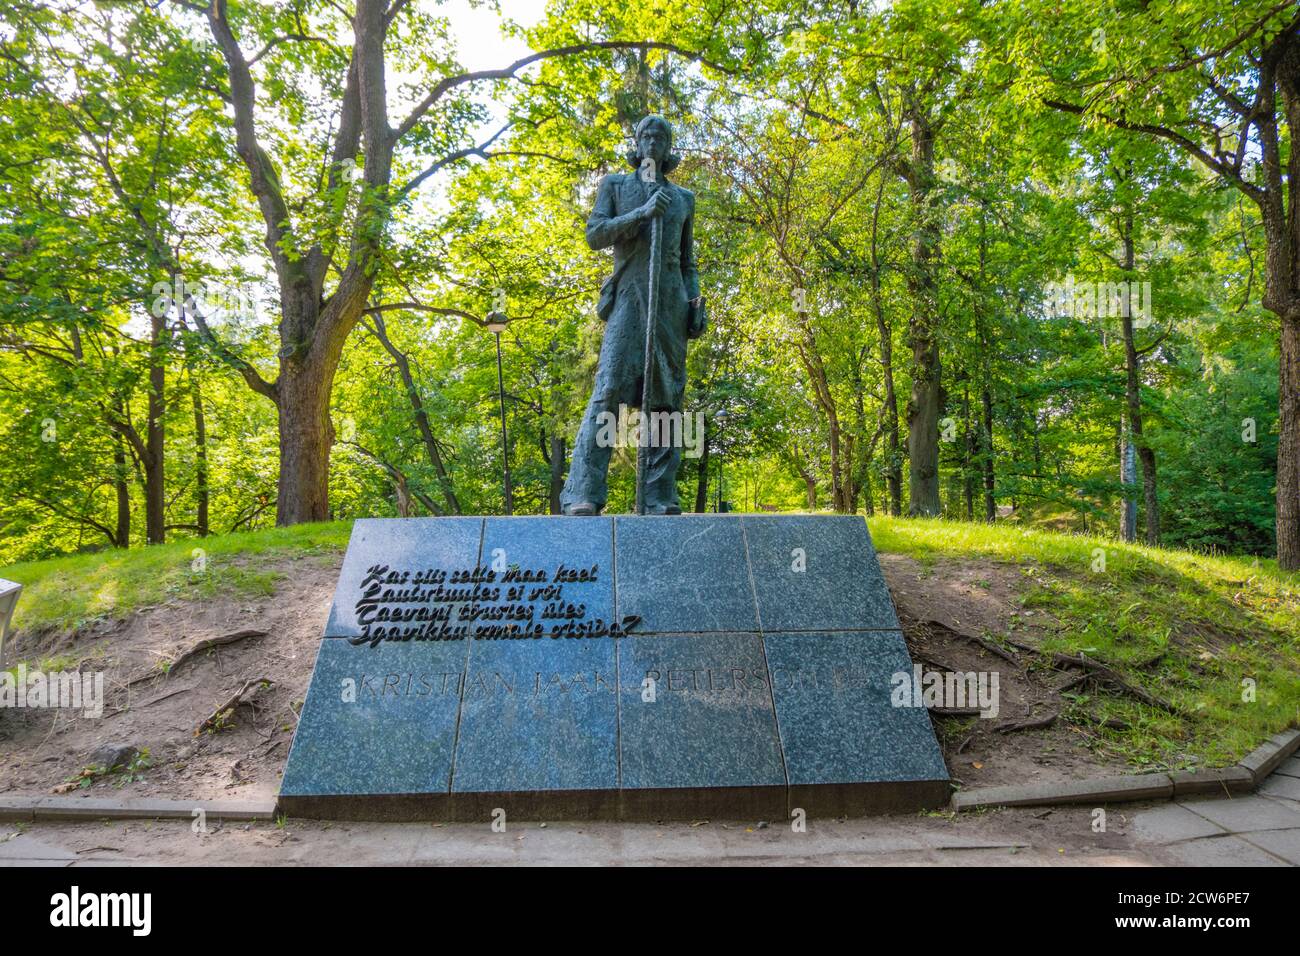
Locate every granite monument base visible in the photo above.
<box><xmin>277</xmin><ymin>514</ymin><xmax>950</xmax><ymax>821</ymax></box>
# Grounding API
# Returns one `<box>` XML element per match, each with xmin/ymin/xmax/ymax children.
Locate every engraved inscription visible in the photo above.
<box><xmin>348</xmin><ymin>561</ymin><xmax>640</xmax><ymax>647</ymax></box>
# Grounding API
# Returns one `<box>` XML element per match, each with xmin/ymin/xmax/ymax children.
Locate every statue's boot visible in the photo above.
<box><xmin>562</xmin><ymin>501</ymin><xmax>602</xmax><ymax>516</ymax></box>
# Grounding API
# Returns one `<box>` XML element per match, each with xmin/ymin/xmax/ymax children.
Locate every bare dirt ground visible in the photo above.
<box><xmin>0</xmin><ymin>550</ymin><xmax>1128</xmax><ymax>805</ymax></box>
<box><xmin>881</xmin><ymin>553</ymin><xmax>1133</xmax><ymax>790</ymax></box>
<box><xmin>0</xmin><ymin>552</ymin><xmax>338</xmax><ymax>806</ymax></box>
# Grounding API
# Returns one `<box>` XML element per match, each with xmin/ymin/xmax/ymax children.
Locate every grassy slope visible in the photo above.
<box><xmin>871</xmin><ymin>516</ymin><xmax>1300</xmax><ymax>767</ymax></box>
<box><xmin>3</xmin><ymin>516</ymin><xmax>1296</xmax><ymax>767</ymax></box>
<box><xmin>0</xmin><ymin>522</ymin><xmax>351</xmax><ymax>635</ymax></box>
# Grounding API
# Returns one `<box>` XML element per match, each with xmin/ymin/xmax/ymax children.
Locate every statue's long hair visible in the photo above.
<box><xmin>625</xmin><ymin>115</ymin><xmax>681</xmax><ymax>174</ymax></box>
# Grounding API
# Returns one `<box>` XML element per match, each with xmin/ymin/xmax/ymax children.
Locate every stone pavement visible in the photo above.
<box><xmin>1132</xmin><ymin>755</ymin><xmax>1300</xmax><ymax>866</ymax></box>
<box><xmin>2</xmin><ymin>756</ymin><xmax>1296</xmax><ymax>867</ymax></box>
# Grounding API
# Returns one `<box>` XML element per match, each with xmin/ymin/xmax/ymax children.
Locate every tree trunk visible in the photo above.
<box><xmin>976</xmin><ymin>209</ymin><xmax>995</xmax><ymax>522</ymax></box>
<box><xmin>367</xmin><ymin>314</ymin><xmax>461</xmax><ymax>513</ymax></box>
<box><xmin>143</xmin><ymin>311</ymin><xmax>167</xmax><ymax>544</ymax></box>
<box><xmin>962</xmin><ymin>383</ymin><xmax>975</xmax><ymax>521</ymax></box>
<box><xmin>796</xmin><ymin>321</ymin><xmax>848</xmax><ymax>512</ymax></box>
<box><xmin>394</xmin><ymin>471</ymin><xmax>412</xmax><ymax>517</ymax></box>
<box><xmin>275</xmin><ymin>355</ymin><xmax>334</xmax><ymax>525</ymax></box>
<box><xmin>870</xmin><ymin>178</ymin><xmax>902</xmax><ymax>516</ymax></box>
<box><xmin>1117</xmin><ymin>211</ymin><xmax>1159</xmax><ymax>545</ymax></box>
<box><xmin>549</xmin><ymin>434</ymin><xmax>566</xmax><ymax>515</ymax></box>
<box><xmin>192</xmin><ymin>377</ymin><xmax>209</xmax><ymax>537</ymax></box>
<box><xmin>113</xmin><ymin>434</ymin><xmax>130</xmax><ymax>548</ymax></box>
<box><xmin>981</xmin><ymin>384</ymin><xmax>995</xmax><ymax>521</ymax></box>
<box><xmin>1278</xmin><ymin>311</ymin><xmax>1300</xmax><ymax>567</ymax></box>
<box><xmin>1257</xmin><ymin>24</ymin><xmax>1299</xmax><ymax>568</ymax></box>
<box><xmin>694</xmin><ymin>432</ymin><xmax>710</xmax><ymax>513</ymax></box>
<box><xmin>904</xmin><ymin>108</ymin><xmax>942</xmax><ymax>516</ymax></box>
<box><xmin>804</xmin><ymin>472</ymin><xmax>817</xmax><ymax>510</ymax></box>
<box><xmin>1119</xmin><ymin>420</ymin><xmax>1137</xmax><ymax>542</ymax></box>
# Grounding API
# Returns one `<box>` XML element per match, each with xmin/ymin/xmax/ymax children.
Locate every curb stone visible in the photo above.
<box><xmin>951</xmin><ymin>727</ymin><xmax>1300</xmax><ymax>812</ymax></box>
<box><xmin>0</xmin><ymin>795</ymin><xmax>276</xmax><ymax>823</ymax></box>
<box><xmin>1238</xmin><ymin>729</ymin><xmax>1300</xmax><ymax>784</ymax></box>
<box><xmin>951</xmin><ymin>773</ymin><xmax>1173</xmax><ymax>811</ymax></box>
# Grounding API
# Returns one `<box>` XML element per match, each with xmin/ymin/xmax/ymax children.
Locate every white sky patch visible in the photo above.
<box><xmin>445</xmin><ymin>0</ymin><xmax>548</xmax><ymax>72</ymax></box>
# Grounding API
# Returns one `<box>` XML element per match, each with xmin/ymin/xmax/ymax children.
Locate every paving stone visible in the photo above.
<box><xmin>1179</xmin><ymin>794</ymin><xmax>1300</xmax><ymax>833</ymax></box>
<box><xmin>1160</xmin><ymin>833</ymin><xmax>1287</xmax><ymax>866</ymax></box>
<box><xmin>1168</xmin><ymin>766</ymin><xmax>1254</xmax><ymax>797</ymax></box>
<box><xmin>1258</xmin><ymin>772</ymin><xmax>1300</xmax><ymax>803</ymax></box>
<box><xmin>953</xmin><ymin>774</ymin><xmax>1174</xmax><ymax>810</ymax></box>
<box><xmin>1237</xmin><ymin>827</ymin><xmax>1300</xmax><ymax>865</ymax></box>
<box><xmin>1130</xmin><ymin>803</ymin><xmax>1227</xmax><ymax>844</ymax></box>
<box><xmin>1237</xmin><ymin>729</ymin><xmax>1300</xmax><ymax>782</ymax></box>
<box><xmin>0</xmin><ymin>833</ymin><xmax>77</xmax><ymax>862</ymax></box>
<box><xmin>1273</xmin><ymin>756</ymin><xmax>1300</xmax><ymax>780</ymax></box>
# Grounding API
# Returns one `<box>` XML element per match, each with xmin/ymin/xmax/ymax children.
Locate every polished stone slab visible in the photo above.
<box><xmin>742</xmin><ymin>515</ymin><xmax>899</xmax><ymax>630</ymax></box>
<box><xmin>279</xmin><ymin>638</ymin><xmax>469</xmax><ymax>813</ymax></box>
<box><xmin>478</xmin><ymin>516</ymin><xmax>618</xmax><ymax>639</ymax></box>
<box><xmin>450</xmin><ymin>635</ymin><xmax>619</xmax><ymax>820</ymax></box>
<box><xmin>614</xmin><ymin>515</ymin><xmax>758</xmax><ymax>633</ymax></box>
<box><xmin>283</xmin><ymin>515</ymin><xmax>948</xmax><ymax>821</ymax></box>
<box><xmin>617</xmin><ymin>632</ymin><xmax>786</xmax><ymax>818</ymax></box>
<box><xmin>324</xmin><ymin>517</ymin><xmax>484</xmax><ymax>639</ymax></box>
<box><xmin>765</xmin><ymin>630</ymin><xmax>950</xmax><ymax>814</ymax></box>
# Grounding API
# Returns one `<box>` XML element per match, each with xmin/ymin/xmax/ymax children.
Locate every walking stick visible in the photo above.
<box><xmin>635</xmin><ymin>184</ymin><xmax>663</xmax><ymax>516</ymax></box>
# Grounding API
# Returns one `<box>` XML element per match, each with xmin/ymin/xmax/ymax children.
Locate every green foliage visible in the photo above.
<box><xmin>0</xmin><ymin>0</ymin><xmax>1291</xmax><ymax>570</ymax></box>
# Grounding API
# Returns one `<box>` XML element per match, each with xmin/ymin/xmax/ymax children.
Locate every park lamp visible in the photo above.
<box><xmin>485</xmin><ymin>311</ymin><xmax>510</xmax><ymax>334</ymax></box>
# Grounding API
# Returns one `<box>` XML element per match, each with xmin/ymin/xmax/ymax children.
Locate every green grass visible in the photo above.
<box><xmin>870</xmin><ymin>515</ymin><xmax>1300</xmax><ymax>768</ymax></box>
<box><xmin>0</xmin><ymin>521</ymin><xmax>352</xmax><ymax>635</ymax></box>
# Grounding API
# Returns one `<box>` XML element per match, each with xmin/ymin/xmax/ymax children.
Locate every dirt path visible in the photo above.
<box><xmin>0</xmin><ymin>802</ymin><xmax>1155</xmax><ymax>866</ymax></box>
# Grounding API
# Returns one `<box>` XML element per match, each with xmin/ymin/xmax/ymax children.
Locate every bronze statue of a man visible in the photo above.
<box><xmin>561</xmin><ymin>115</ymin><xmax>706</xmax><ymax>516</ymax></box>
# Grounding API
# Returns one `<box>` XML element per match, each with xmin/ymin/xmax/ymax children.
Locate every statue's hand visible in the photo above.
<box><xmin>639</xmin><ymin>189</ymin><xmax>672</xmax><ymax>220</ymax></box>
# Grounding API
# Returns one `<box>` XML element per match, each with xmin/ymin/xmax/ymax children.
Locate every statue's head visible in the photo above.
<box><xmin>625</xmin><ymin>115</ymin><xmax>681</xmax><ymax>175</ymax></box>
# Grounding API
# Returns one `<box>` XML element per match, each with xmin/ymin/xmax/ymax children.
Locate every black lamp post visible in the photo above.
<box><xmin>713</xmin><ymin>408</ymin><xmax>728</xmax><ymax>513</ymax></box>
<box><xmin>485</xmin><ymin>311</ymin><xmax>513</xmax><ymax>515</ymax></box>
